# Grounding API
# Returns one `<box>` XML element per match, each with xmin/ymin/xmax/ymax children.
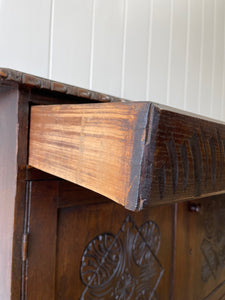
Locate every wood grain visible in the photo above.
<box><xmin>29</xmin><ymin>101</ymin><xmax>225</xmax><ymax>210</ymax></box>
<box><xmin>26</xmin><ymin>181</ymin><xmax>58</xmax><ymax>300</ymax></box>
<box><xmin>54</xmin><ymin>186</ymin><xmax>173</xmax><ymax>300</ymax></box>
<box><xmin>174</xmin><ymin>195</ymin><xmax>225</xmax><ymax>300</ymax></box>
<box><xmin>29</xmin><ymin>102</ymin><xmax>151</xmax><ymax>210</ymax></box>
<box><xmin>149</xmin><ymin>105</ymin><xmax>225</xmax><ymax>206</ymax></box>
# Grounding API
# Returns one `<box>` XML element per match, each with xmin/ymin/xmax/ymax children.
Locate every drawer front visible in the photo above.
<box><xmin>29</xmin><ymin>102</ymin><xmax>225</xmax><ymax>212</ymax></box>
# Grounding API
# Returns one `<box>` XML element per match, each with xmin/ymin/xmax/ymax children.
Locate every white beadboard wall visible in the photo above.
<box><xmin>0</xmin><ymin>0</ymin><xmax>225</xmax><ymax>121</ymax></box>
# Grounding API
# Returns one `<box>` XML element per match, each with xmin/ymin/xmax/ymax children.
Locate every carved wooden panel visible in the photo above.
<box><xmin>23</xmin><ymin>180</ymin><xmax>225</xmax><ymax>299</ymax></box>
<box><xmin>174</xmin><ymin>195</ymin><xmax>225</xmax><ymax>300</ymax></box>
<box><xmin>149</xmin><ymin>107</ymin><xmax>225</xmax><ymax>206</ymax></box>
<box><xmin>54</xmin><ymin>181</ymin><xmax>173</xmax><ymax>300</ymax></box>
<box><xmin>21</xmin><ymin>180</ymin><xmax>173</xmax><ymax>299</ymax></box>
<box><xmin>80</xmin><ymin>216</ymin><xmax>163</xmax><ymax>299</ymax></box>
<box><xmin>201</xmin><ymin>198</ymin><xmax>225</xmax><ymax>283</ymax></box>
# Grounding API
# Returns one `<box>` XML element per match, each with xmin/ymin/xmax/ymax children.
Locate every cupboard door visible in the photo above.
<box><xmin>25</xmin><ymin>181</ymin><xmax>58</xmax><ymax>300</ymax></box>
<box><xmin>25</xmin><ymin>180</ymin><xmax>174</xmax><ymax>299</ymax></box>
<box><xmin>174</xmin><ymin>196</ymin><xmax>225</xmax><ymax>300</ymax></box>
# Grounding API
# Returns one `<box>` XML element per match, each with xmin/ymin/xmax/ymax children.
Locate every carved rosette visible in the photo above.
<box><xmin>80</xmin><ymin>216</ymin><xmax>163</xmax><ymax>299</ymax></box>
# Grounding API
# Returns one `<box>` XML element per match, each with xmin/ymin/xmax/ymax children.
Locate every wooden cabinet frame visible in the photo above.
<box><xmin>0</xmin><ymin>68</ymin><xmax>225</xmax><ymax>299</ymax></box>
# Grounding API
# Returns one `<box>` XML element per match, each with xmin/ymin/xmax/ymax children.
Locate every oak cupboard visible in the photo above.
<box><xmin>0</xmin><ymin>68</ymin><xmax>225</xmax><ymax>299</ymax></box>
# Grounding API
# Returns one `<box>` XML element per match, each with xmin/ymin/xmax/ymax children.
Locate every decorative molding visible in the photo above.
<box><xmin>0</xmin><ymin>68</ymin><xmax>122</xmax><ymax>103</ymax></box>
<box><xmin>150</xmin><ymin>110</ymin><xmax>225</xmax><ymax>205</ymax></box>
<box><xmin>80</xmin><ymin>216</ymin><xmax>163</xmax><ymax>299</ymax></box>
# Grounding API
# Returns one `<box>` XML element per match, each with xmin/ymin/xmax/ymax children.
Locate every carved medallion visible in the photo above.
<box><xmin>80</xmin><ymin>216</ymin><xmax>163</xmax><ymax>299</ymax></box>
<box><xmin>201</xmin><ymin>199</ymin><xmax>225</xmax><ymax>282</ymax></box>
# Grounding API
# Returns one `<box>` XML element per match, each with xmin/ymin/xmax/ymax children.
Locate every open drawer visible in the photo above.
<box><xmin>29</xmin><ymin>101</ymin><xmax>225</xmax><ymax>211</ymax></box>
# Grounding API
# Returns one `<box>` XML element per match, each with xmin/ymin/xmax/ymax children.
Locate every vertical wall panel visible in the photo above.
<box><xmin>199</xmin><ymin>0</ymin><xmax>214</xmax><ymax>117</ymax></box>
<box><xmin>222</xmin><ymin>8</ymin><xmax>225</xmax><ymax>121</ymax></box>
<box><xmin>168</xmin><ymin>0</ymin><xmax>188</xmax><ymax>109</ymax></box>
<box><xmin>184</xmin><ymin>0</ymin><xmax>202</xmax><ymax>113</ymax></box>
<box><xmin>91</xmin><ymin>0</ymin><xmax>124</xmax><ymax>96</ymax></box>
<box><xmin>210</xmin><ymin>0</ymin><xmax>225</xmax><ymax>120</ymax></box>
<box><xmin>122</xmin><ymin>0</ymin><xmax>150</xmax><ymax>101</ymax></box>
<box><xmin>0</xmin><ymin>0</ymin><xmax>51</xmax><ymax>77</ymax></box>
<box><xmin>147</xmin><ymin>0</ymin><xmax>171</xmax><ymax>104</ymax></box>
<box><xmin>0</xmin><ymin>0</ymin><xmax>225</xmax><ymax>120</ymax></box>
<box><xmin>50</xmin><ymin>0</ymin><xmax>93</xmax><ymax>88</ymax></box>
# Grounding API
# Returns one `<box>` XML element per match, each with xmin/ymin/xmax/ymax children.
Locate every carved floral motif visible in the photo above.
<box><xmin>80</xmin><ymin>216</ymin><xmax>163</xmax><ymax>299</ymax></box>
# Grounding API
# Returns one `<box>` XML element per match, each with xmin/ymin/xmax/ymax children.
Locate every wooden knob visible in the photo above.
<box><xmin>189</xmin><ymin>203</ymin><xmax>201</xmax><ymax>213</ymax></box>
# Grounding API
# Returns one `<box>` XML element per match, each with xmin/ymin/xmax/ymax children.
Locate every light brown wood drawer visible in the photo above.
<box><xmin>29</xmin><ymin>101</ymin><xmax>225</xmax><ymax>211</ymax></box>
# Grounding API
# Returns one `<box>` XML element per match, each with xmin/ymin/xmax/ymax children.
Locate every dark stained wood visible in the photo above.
<box><xmin>57</xmin><ymin>180</ymin><xmax>110</xmax><ymax>208</ymax></box>
<box><xmin>30</xmin><ymin>181</ymin><xmax>173</xmax><ymax>299</ymax></box>
<box><xmin>29</xmin><ymin>102</ymin><xmax>151</xmax><ymax>210</ymax></box>
<box><xmin>55</xmin><ymin>193</ymin><xmax>173</xmax><ymax>299</ymax></box>
<box><xmin>174</xmin><ymin>195</ymin><xmax>225</xmax><ymax>299</ymax></box>
<box><xmin>25</xmin><ymin>166</ymin><xmax>61</xmax><ymax>181</ymax></box>
<box><xmin>19</xmin><ymin>180</ymin><xmax>173</xmax><ymax>299</ymax></box>
<box><xmin>149</xmin><ymin>106</ymin><xmax>225</xmax><ymax>206</ymax></box>
<box><xmin>26</xmin><ymin>181</ymin><xmax>58</xmax><ymax>300</ymax></box>
<box><xmin>11</xmin><ymin>88</ymin><xmax>32</xmax><ymax>300</ymax></box>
